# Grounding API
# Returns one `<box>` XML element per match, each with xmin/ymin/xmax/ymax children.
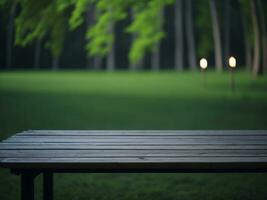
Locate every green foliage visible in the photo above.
<box><xmin>86</xmin><ymin>11</ymin><xmax>114</xmax><ymax>56</ymax></box>
<box><xmin>15</xmin><ymin>0</ymin><xmax>48</xmax><ymax>44</ymax></box>
<box><xmin>239</xmin><ymin>0</ymin><xmax>251</xmax><ymax>21</ymax></box>
<box><xmin>15</xmin><ymin>0</ymin><xmax>69</xmax><ymax>58</ymax></box>
<box><xmin>239</xmin><ymin>0</ymin><xmax>254</xmax><ymax>45</ymax></box>
<box><xmin>86</xmin><ymin>0</ymin><xmax>129</xmax><ymax>57</ymax></box>
<box><xmin>196</xmin><ymin>0</ymin><xmax>213</xmax><ymax>58</ymax></box>
<box><xmin>56</xmin><ymin>0</ymin><xmax>74</xmax><ymax>12</ymax></box>
<box><xmin>1</xmin><ymin>0</ymin><xmax>189</xmax><ymax>65</ymax></box>
<box><xmin>9</xmin><ymin>0</ymin><xmax>261</xmax><ymax>66</ymax></box>
<box><xmin>69</xmin><ymin>0</ymin><xmax>130</xmax><ymax>57</ymax></box>
<box><xmin>69</xmin><ymin>0</ymin><xmax>92</xmax><ymax>30</ymax></box>
<box><xmin>45</xmin><ymin>8</ymin><xmax>68</xmax><ymax>57</ymax></box>
<box><xmin>0</xmin><ymin>0</ymin><xmax>13</xmax><ymax>8</ymax></box>
<box><xmin>69</xmin><ymin>0</ymin><xmax>173</xmax><ymax>62</ymax></box>
<box><xmin>0</xmin><ymin>0</ymin><xmax>6</xmax><ymax>7</ymax></box>
<box><xmin>127</xmin><ymin>0</ymin><xmax>167</xmax><ymax>63</ymax></box>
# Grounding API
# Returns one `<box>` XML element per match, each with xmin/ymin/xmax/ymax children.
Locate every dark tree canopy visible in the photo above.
<box><xmin>0</xmin><ymin>0</ymin><xmax>267</xmax><ymax>76</ymax></box>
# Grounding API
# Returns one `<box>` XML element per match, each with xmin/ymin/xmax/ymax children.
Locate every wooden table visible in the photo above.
<box><xmin>1</xmin><ymin>130</ymin><xmax>267</xmax><ymax>200</ymax></box>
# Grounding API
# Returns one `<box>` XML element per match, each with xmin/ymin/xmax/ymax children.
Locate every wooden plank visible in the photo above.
<box><xmin>1</xmin><ymin>149</ymin><xmax>267</xmax><ymax>158</ymax></box>
<box><xmin>1</xmin><ymin>130</ymin><xmax>267</xmax><ymax>172</ymax></box>
<box><xmin>7</xmin><ymin>135</ymin><xmax>267</xmax><ymax>140</ymax></box>
<box><xmin>1</xmin><ymin>144</ymin><xmax>267</xmax><ymax>150</ymax></box>
<box><xmin>4</xmin><ymin>141</ymin><xmax>267</xmax><ymax>146</ymax></box>
<box><xmin>3</xmin><ymin>140</ymin><xmax>267</xmax><ymax>145</ymax></box>
<box><xmin>17</xmin><ymin>130</ymin><xmax>267</xmax><ymax>136</ymax></box>
<box><xmin>1</xmin><ymin>156</ymin><xmax>266</xmax><ymax>159</ymax></box>
<box><xmin>2</xmin><ymin>155</ymin><xmax>267</xmax><ymax>159</ymax></box>
<box><xmin>5</xmin><ymin>135</ymin><xmax>267</xmax><ymax>142</ymax></box>
<box><xmin>7</xmin><ymin>134</ymin><xmax>267</xmax><ymax>139</ymax></box>
<box><xmin>3</xmin><ymin>157</ymin><xmax>267</xmax><ymax>163</ymax></box>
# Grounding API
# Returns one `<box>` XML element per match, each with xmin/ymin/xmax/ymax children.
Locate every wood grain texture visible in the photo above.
<box><xmin>1</xmin><ymin>130</ymin><xmax>267</xmax><ymax>172</ymax></box>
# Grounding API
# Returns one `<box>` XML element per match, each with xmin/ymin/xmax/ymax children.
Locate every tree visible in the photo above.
<box><xmin>151</xmin><ymin>8</ymin><xmax>163</xmax><ymax>71</ymax></box>
<box><xmin>151</xmin><ymin>40</ymin><xmax>160</xmax><ymax>71</ymax></box>
<box><xmin>209</xmin><ymin>0</ymin><xmax>223</xmax><ymax>71</ymax></box>
<box><xmin>47</xmin><ymin>1</ymin><xmax>69</xmax><ymax>70</ymax></box>
<box><xmin>258</xmin><ymin>0</ymin><xmax>267</xmax><ymax>74</ymax></box>
<box><xmin>250</xmin><ymin>0</ymin><xmax>261</xmax><ymax>76</ymax></box>
<box><xmin>224</xmin><ymin>0</ymin><xmax>231</xmax><ymax>68</ymax></box>
<box><xmin>196</xmin><ymin>0</ymin><xmax>213</xmax><ymax>64</ymax></box>
<box><xmin>69</xmin><ymin>0</ymin><xmax>173</xmax><ymax>69</ymax></box>
<box><xmin>3</xmin><ymin>0</ymin><xmax>17</xmax><ymax>69</ymax></box>
<box><xmin>106</xmin><ymin>20</ymin><xmax>115</xmax><ymax>71</ymax></box>
<box><xmin>174</xmin><ymin>0</ymin><xmax>184</xmax><ymax>70</ymax></box>
<box><xmin>240</xmin><ymin>0</ymin><xmax>253</xmax><ymax>70</ymax></box>
<box><xmin>70</xmin><ymin>0</ymin><xmax>126</xmax><ymax>71</ymax></box>
<box><xmin>86</xmin><ymin>5</ymin><xmax>102</xmax><ymax>70</ymax></box>
<box><xmin>129</xmin><ymin>9</ymin><xmax>144</xmax><ymax>71</ymax></box>
<box><xmin>34</xmin><ymin>39</ymin><xmax>42</xmax><ymax>69</ymax></box>
<box><xmin>15</xmin><ymin>0</ymin><xmax>70</xmax><ymax>70</ymax></box>
<box><xmin>127</xmin><ymin>0</ymin><xmax>171</xmax><ymax>67</ymax></box>
<box><xmin>86</xmin><ymin>0</ymin><xmax>125</xmax><ymax>70</ymax></box>
<box><xmin>185</xmin><ymin>0</ymin><xmax>197</xmax><ymax>70</ymax></box>
<box><xmin>242</xmin><ymin>12</ymin><xmax>253</xmax><ymax>69</ymax></box>
<box><xmin>85</xmin><ymin>5</ymin><xmax>93</xmax><ymax>69</ymax></box>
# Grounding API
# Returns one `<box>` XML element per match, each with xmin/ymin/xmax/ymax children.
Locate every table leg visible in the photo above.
<box><xmin>21</xmin><ymin>173</ymin><xmax>35</xmax><ymax>200</ymax></box>
<box><xmin>43</xmin><ymin>172</ymin><xmax>53</xmax><ymax>200</ymax></box>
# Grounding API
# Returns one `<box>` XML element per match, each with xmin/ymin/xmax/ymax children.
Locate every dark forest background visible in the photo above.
<box><xmin>0</xmin><ymin>1</ymin><xmax>247</xmax><ymax>70</ymax></box>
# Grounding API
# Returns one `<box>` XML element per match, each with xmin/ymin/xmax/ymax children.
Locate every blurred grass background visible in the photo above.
<box><xmin>0</xmin><ymin>71</ymin><xmax>267</xmax><ymax>200</ymax></box>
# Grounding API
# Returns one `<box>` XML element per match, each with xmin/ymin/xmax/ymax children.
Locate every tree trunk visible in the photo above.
<box><xmin>151</xmin><ymin>43</ymin><xmax>160</xmax><ymax>71</ymax></box>
<box><xmin>93</xmin><ymin>56</ymin><xmax>101</xmax><ymax>70</ymax></box>
<box><xmin>151</xmin><ymin>8</ymin><xmax>163</xmax><ymax>71</ymax></box>
<box><xmin>130</xmin><ymin>53</ymin><xmax>144</xmax><ymax>71</ymax></box>
<box><xmin>89</xmin><ymin>6</ymin><xmax>102</xmax><ymax>70</ymax></box>
<box><xmin>106</xmin><ymin>21</ymin><xmax>115</xmax><ymax>71</ymax></box>
<box><xmin>129</xmin><ymin>39</ymin><xmax>138</xmax><ymax>71</ymax></box>
<box><xmin>130</xmin><ymin>48</ymin><xmax>144</xmax><ymax>71</ymax></box>
<box><xmin>34</xmin><ymin>39</ymin><xmax>42</xmax><ymax>69</ymax></box>
<box><xmin>174</xmin><ymin>0</ymin><xmax>184</xmax><ymax>70</ymax></box>
<box><xmin>6</xmin><ymin>3</ymin><xmax>16</xmax><ymax>70</ymax></box>
<box><xmin>257</xmin><ymin>0</ymin><xmax>267</xmax><ymax>74</ymax></box>
<box><xmin>224</xmin><ymin>0</ymin><xmax>231</xmax><ymax>68</ymax></box>
<box><xmin>106</xmin><ymin>43</ymin><xmax>115</xmax><ymax>71</ymax></box>
<box><xmin>86</xmin><ymin>5</ymin><xmax>93</xmax><ymax>69</ymax></box>
<box><xmin>52</xmin><ymin>57</ymin><xmax>59</xmax><ymax>70</ymax></box>
<box><xmin>185</xmin><ymin>0</ymin><xmax>197</xmax><ymax>70</ymax></box>
<box><xmin>209</xmin><ymin>0</ymin><xmax>223</xmax><ymax>71</ymax></box>
<box><xmin>250</xmin><ymin>0</ymin><xmax>261</xmax><ymax>76</ymax></box>
<box><xmin>130</xmin><ymin>9</ymin><xmax>144</xmax><ymax>71</ymax></box>
<box><xmin>241</xmin><ymin>11</ymin><xmax>252</xmax><ymax>70</ymax></box>
<box><xmin>130</xmin><ymin>9</ymin><xmax>137</xmax><ymax>71</ymax></box>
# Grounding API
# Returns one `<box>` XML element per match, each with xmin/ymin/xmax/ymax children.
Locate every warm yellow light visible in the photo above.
<box><xmin>200</xmin><ymin>58</ymin><xmax>208</xmax><ymax>69</ymax></box>
<box><xmin>229</xmin><ymin>56</ymin><xmax>236</xmax><ymax>68</ymax></box>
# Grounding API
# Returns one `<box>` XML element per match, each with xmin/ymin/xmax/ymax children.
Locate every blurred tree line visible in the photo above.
<box><xmin>0</xmin><ymin>0</ymin><xmax>267</xmax><ymax>76</ymax></box>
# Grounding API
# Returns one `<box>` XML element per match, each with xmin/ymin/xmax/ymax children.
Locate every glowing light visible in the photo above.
<box><xmin>229</xmin><ymin>56</ymin><xmax>236</xmax><ymax>68</ymax></box>
<box><xmin>200</xmin><ymin>58</ymin><xmax>208</xmax><ymax>69</ymax></box>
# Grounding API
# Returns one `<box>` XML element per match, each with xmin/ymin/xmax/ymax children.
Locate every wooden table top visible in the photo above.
<box><xmin>1</xmin><ymin>130</ymin><xmax>267</xmax><ymax>172</ymax></box>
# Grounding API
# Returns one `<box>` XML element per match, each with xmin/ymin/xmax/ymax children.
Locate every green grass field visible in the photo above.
<box><xmin>1</xmin><ymin>70</ymin><xmax>267</xmax><ymax>200</ymax></box>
